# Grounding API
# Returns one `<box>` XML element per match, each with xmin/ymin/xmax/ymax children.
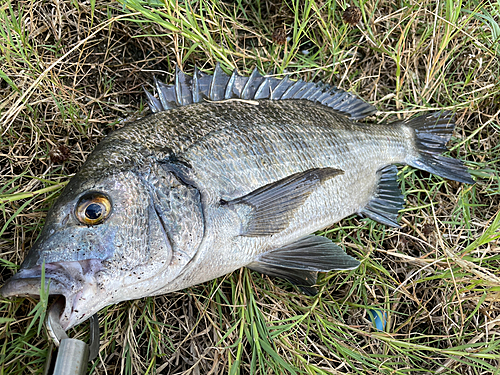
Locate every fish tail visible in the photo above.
<box><xmin>403</xmin><ymin>111</ymin><xmax>474</xmax><ymax>184</ymax></box>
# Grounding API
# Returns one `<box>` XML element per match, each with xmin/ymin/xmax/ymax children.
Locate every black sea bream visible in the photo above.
<box><xmin>0</xmin><ymin>64</ymin><xmax>473</xmax><ymax>330</ymax></box>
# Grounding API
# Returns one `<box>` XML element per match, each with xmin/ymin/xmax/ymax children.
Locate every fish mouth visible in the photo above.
<box><xmin>0</xmin><ymin>259</ymin><xmax>102</xmax><ymax>330</ymax></box>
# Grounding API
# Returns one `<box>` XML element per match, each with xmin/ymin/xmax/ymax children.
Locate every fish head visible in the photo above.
<box><xmin>1</xmin><ymin>164</ymin><xmax>203</xmax><ymax>330</ymax></box>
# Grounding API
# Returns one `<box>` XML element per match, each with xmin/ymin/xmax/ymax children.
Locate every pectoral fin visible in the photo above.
<box><xmin>226</xmin><ymin>168</ymin><xmax>343</xmax><ymax>237</ymax></box>
<box><xmin>247</xmin><ymin>235</ymin><xmax>360</xmax><ymax>295</ymax></box>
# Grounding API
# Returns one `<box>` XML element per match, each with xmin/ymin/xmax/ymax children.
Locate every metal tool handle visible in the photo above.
<box><xmin>44</xmin><ymin>297</ymin><xmax>99</xmax><ymax>375</ymax></box>
<box><xmin>53</xmin><ymin>339</ymin><xmax>89</xmax><ymax>375</ymax></box>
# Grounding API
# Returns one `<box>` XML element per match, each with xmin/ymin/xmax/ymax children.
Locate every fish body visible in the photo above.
<box><xmin>0</xmin><ymin>65</ymin><xmax>473</xmax><ymax>330</ymax></box>
<box><xmin>131</xmin><ymin>99</ymin><xmax>405</xmax><ymax>291</ymax></box>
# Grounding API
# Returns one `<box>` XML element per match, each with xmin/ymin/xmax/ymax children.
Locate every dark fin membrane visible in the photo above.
<box><xmin>248</xmin><ymin>263</ymin><xmax>319</xmax><ymax>296</ymax></box>
<box><xmin>226</xmin><ymin>168</ymin><xmax>343</xmax><ymax>237</ymax></box>
<box><xmin>254</xmin><ymin>235</ymin><xmax>360</xmax><ymax>271</ymax></box>
<box><xmin>403</xmin><ymin>112</ymin><xmax>474</xmax><ymax>184</ymax></box>
<box><xmin>144</xmin><ymin>63</ymin><xmax>377</xmax><ymax>120</ymax></box>
<box><xmin>359</xmin><ymin>165</ymin><xmax>405</xmax><ymax>227</ymax></box>
<box><xmin>247</xmin><ymin>235</ymin><xmax>360</xmax><ymax>296</ymax></box>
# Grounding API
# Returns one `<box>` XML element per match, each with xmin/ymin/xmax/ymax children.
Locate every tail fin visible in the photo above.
<box><xmin>404</xmin><ymin>112</ymin><xmax>474</xmax><ymax>184</ymax></box>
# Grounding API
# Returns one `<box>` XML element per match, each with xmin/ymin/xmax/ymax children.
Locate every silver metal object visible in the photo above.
<box><xmin>53</xmin><ymin>339</ymin><xmax>89</xmax><ymax>375</ymax></box>
<box><xmin>44</xmin><ymin>297</ymin><xmax>99</xmax><ymax>375</ymax></box>
<box><xmin>46</xmin><ymin>297</ymin><xmax>68</xmax><ymax>346</ymax></box>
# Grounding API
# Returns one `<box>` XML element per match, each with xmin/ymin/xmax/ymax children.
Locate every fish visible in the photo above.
<box><xmin>0</xmin><ymin>64</ymin><xmax>474</xmax><ymax>331</ymax></box>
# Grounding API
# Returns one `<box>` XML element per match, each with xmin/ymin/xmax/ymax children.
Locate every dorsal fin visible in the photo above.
<box><xmin>144</xmin><ymin>63</ymin><xmax>376</xmax><ymax>120</ymax></box>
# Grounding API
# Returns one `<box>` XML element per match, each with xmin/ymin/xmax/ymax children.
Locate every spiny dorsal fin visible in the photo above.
<box><xmin>144</xmin><ymin>63</ymin><xmax>377</xmax><ymax>120</ymax></box>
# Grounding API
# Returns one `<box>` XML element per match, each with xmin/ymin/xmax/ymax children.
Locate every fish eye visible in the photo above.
<box><xmin>76</xmin><ymin>193</ymin><xmax>112</xmax><ymax>225</ymax></box>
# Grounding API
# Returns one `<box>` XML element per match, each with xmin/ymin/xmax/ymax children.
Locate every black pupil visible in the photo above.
<box><xmin>85</xmin><ymin>203</ymin><xmax>103</xmax><ymax>220</ymax></box>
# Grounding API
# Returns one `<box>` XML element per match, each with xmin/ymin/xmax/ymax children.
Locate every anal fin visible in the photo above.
<box><xmin>226</xmin><ymin>168</ymin><xmax>343</xmax><ymax>237</ymax></box>
<box><xmin>248</xmin><ymin>264</ymin><xmax>319</xmax><ymax>296</ymax></box>
<box><xmin>359</xmin><ymin>165</ymin><xmax>405</xmax><ymax>227</ymax></box>
<box><xmin>247</xmin><ymin>235</ymin><xmax>360</xmax><ymax>295</ymax></box>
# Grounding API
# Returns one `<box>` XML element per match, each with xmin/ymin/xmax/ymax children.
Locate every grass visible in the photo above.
<box><xmin>0</xmin><ymin>0</ymin><xmax>499</xmax><ymax>373</ymax></box>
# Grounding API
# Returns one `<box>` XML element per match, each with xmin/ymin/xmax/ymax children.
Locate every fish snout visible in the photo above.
<box><xmin>0</xmin><ymin>259</ymin><xmax>103</xmax><ymax>330</ymax></box>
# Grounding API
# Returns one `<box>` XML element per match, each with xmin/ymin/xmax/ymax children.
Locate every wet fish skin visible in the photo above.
<box><xmin>0</xmin><ymin>66</ymin><xmax>473</xmax><ymax>330</ymax></box>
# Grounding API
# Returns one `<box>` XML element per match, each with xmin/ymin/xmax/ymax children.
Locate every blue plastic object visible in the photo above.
<box><xmin>368</xmin><ymin>309</ymin><xmax>387</xmax><ymax>331</ymax></box>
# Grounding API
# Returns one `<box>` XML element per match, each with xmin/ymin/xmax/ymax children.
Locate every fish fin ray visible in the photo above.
<box><xmin>292</xmin><ymin>82</ymin><xmax>317</xmax><ymax>99</ymax></box>
<box><xmin>208</xmin><ymin>63</ymin><xmax>230</xmax><ymax>101</ymax></box>
<box><xmin>224</xmin><ymin>70</ymin><xmax>238</xmax><ymax>99</ymax></box>
<box><xmin>175</xmin><ymin>66</ymin><xmax>193</xmax><ymax>106</ymax></box>
<box><xmin>241</xmin><ymin>68</ymin><xmax>265</xmax><ymax>99</ymax></box>
<box><xmin>191</xmin><ymin>66</ymin><xmax>201</xmax><ymax>103</ymax></box>
<box><xmin>280</xmin><ymin>79</ymin><xmax>306</xmax><ymax>99</ymax></box>
<box><xmin>403</xmin><ymin>112</ymin><xmax>474</xmax><ymax>184</ymax></box>
<box><xmin>196</xmin><ymin>69</ymin><xmax>212</xmax><ymax>98</ymax></box>
<box><xmin>254</xmin><ymin>77</ymin><xmax>272</xmax><ymax>99</ymax></box>
<box><xmin>270</xmin><ymin>75</ymin><xmax>292</xmax><ymax>99</ymax></box>
<box><xmin>227</xmin><ymin>168</ymin><xmax>343</xmax><ymax>237</ymax></box>
<box><xmin>155</xmin><ymin>77</ymin><xmax>177</xmax><ymax>110</ymax></box>
<box><xmin>318</xmin><ymin>86</ymin><xmax>376</xmax><ymax>120</ymax></box>
<box><xmin>359</xmin><ymin>165</ymin><xmax>405</xmax><ymax>227</ymax></box>
<box><xmin>143</xmin><ymin>86</ymin><xmax>163</xmax><ymax>113</ymax></box>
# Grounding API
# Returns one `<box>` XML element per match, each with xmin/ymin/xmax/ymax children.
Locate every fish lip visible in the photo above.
<box><xmin>0</xmin><ymin>259</ymin><xmax>102</xmax><ymax>330</ymax></box>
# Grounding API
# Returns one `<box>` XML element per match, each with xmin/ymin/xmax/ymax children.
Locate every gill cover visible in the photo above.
<box><xmin>139</xmin><ymin>163</ymin><xmax>205</xmax><ymax>264</ymax></box>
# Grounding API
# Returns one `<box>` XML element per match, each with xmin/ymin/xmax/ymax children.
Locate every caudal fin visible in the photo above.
<box><xmin>403</xmin><ymin>112</ymin><xmax>474</xmax><ymax>184</ymax></box>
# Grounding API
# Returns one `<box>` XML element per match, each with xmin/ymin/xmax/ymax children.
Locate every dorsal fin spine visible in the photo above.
<box><xmin>270</xmin><ymin>75</ymin><xmax>290</xmax><ymax>100</ymax></box>
<box><xmin>254</xmin><ymin>77</ymin><xmax>271</xmax><ymax>100</ymax></box>
<box><xmin>281</xmin><ymin>80</ymin><xmax>305</xmax><ymax>99</ymax></box>
<box><xmin>241</xmin><ymin>68</ymin><xmax>261</xmax><ymax>100</ymax></box>
<box><xmin>192</xmin><ymin>66</ymin><xmax>200</xmax><ymax>103</ymax></box>
<box><xmin>174</xmin><ymin>66</ymin><xmax>183</xmax><ymax>106</ymax></box>
<box><xmin>209</xmin><ymin>63</ymin><xmax>220</xmax><ymax>100</ymax></box>
<box><xmin>155</xmin><ymin>77</ymin><xmax>173</xmax><ymax>110</ymax></box>
<box><xmin>143</xmin><ymin>87</ymin><xmax>162</xmax><ymax>113</ymax></box>
<box><xmin>293</xmin><ymin>82</ymin><xmax>316</xmax><ymax>99</ymax></box>
<box><xmin>225</xmin><ymin>70</ymin><xmax>238</xmax><ymax>100</ymax></box>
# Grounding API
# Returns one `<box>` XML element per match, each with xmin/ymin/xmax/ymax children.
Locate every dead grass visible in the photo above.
<box><xmin>0</xmin><ymin>0</ymin><xmax>499</xmax><ymax>374</ymax></box>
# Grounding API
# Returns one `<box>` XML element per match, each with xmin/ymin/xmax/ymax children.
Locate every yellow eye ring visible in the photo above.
<box><xmin>76</xmin><ymin>193</ymin><xmax>112</xmax><ymax>225</ymax></box>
